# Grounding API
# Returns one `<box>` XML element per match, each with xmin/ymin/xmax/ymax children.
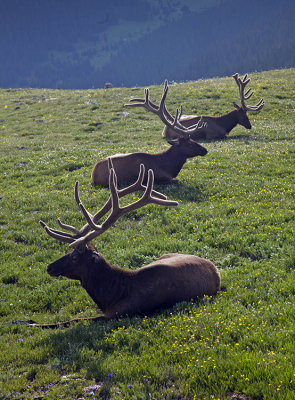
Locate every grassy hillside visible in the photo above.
<box><xmin>0</xmin><ymin>69</ymin><xmax>294</xmax><ymax>399</ymax></box>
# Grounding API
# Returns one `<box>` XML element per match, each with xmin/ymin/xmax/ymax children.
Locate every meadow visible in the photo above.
<box><xmin>0</xmin><ymin>69</ymin><xmax>294</xmax><ymax>399</ymax></box>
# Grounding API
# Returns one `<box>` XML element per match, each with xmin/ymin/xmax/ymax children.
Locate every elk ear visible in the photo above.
<box><xmin>233</xmin><ymin>102</ymin><xmax>241</xmax><ymax>110</ymax></box>
<box><xmin>87</xmin><ymin>243</ymin><xmax>98</xmax><ymax>252</ymax></box>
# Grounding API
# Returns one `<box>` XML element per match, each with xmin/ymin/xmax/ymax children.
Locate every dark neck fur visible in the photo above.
<box><xmin>213</xmin><ymin>109</ymin><xmax>239</xmax><ymax>133</ymax></box>
<box><xmin>81</xmin><ymin>253</ymin><xmax>131</xmax><ymax>312</ymax></box>
<box><xmin>155</xmin><ymin>145</ymin><xmax>187</xmax><ymax>178</ymax></box>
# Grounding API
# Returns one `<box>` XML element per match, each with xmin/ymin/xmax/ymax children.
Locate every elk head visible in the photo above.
<box><xmin>125</xmin><ymin>80</ymin><xmax>208</xmax><ymax>153</ymax></box>
<box><xmin>40</xmin><ymin>159</ymin><xmax>178</xmax><ymax>280</ymax></box>
<box><xmin>232</xmin><ymin>73</ymin><xmax>264</xmax><ymax>129</ymax></box>
<box><xmin>166</xmin><ymin>136</ymin><xmax>207</xmax><ymax>157</ymax></box>
<box><xmin>46</xmin><ymin>244</ymin><xmax>100</xmax><ymax>280</ymax></box>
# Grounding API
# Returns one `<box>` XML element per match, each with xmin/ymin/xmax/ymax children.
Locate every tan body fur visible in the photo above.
<box><xmin>47</xmin><ymin>246</ymin><xmax>221</xmax><ymax>319</ymax></box>
<box><xmin>41</xmin><ymin>164</ymin><xmax>219</xmax><ymax>325</ymax></box>
<box><xmin>162</xmin><ymin>108</ymin><xmax>252</xmax><ymax>141</ymax></box>
<box><xmin>162</xmin><ymin>73</ymin><xmax>264</xmax><ymax>140</ymax></box>
<box><xmin>91</xmin><ymin>138</ymin><xmax>207</xmax><ymax>187</ymax></box>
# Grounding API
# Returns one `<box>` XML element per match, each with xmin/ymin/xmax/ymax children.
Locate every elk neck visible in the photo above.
<box><xmin>213</xmin><ymin>109</ymin><xmax>240</xmax><ymax>133</ymax></box>
<box><xmin>80</xmin><ymin>251</ymin><xmax>133</xmax><ymax>312</ymax></box>
<box><xmin>155</xmin><ymin>144</ymin><xmax>188</xmax><ymax>178</ymax></box>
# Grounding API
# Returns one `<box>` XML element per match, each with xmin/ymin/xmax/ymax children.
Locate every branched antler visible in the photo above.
<box><xmin>232</xmin><ymin>73</ymin><xmax>264</xmax><ymax>111</ymax></box>
<box><xmin>40</xmin><ymin>159</ymin><xmax>178</xmax><ymax>250</ymax></box>
<box><xmin>125</xmin><ymin>80</ymin><xmax>207</xmax><ymax>139</ymax></box>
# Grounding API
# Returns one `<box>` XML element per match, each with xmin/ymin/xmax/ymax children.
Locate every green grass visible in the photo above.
<box><xmin>0</xmin><ymin>69</ymin><xmax>294</xmax><ymax>399</ymax></box>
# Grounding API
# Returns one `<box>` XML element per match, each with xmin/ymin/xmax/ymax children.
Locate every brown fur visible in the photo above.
<box><xmin>163</xmin><ymin>72</ymin><xmax>264</xmax><ymax>141</ymax></box>
<box><xmin>92</xmin><ymin>138</ymin><xmax>207</xmax><ymax>187</ymax></box>
<box><xmin>163</xmin><ymin>106</ymin><xmax>252</xmax><ymax>141</ymax></box>
<box><xmin>47</xmin><ymin>245</ymin><xmax>220</xmax><ymax>319</ymax></box>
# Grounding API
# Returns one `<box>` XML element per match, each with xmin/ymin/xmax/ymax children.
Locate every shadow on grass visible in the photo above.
<box><xmin>38</xmin><ymin>294</ymin><xmax>222</xmax><ymax>363</ymax></box>
<box><xmin>154</xmin><ymin>181</ymin><xmax>207</xmax><ymax>203</ymax></box>
<box><xmin>225</xmin><ymin>133</ymin><xmax>282</xmax><ymax>143</ymax></box>
<box><xmin>92</xmin><ymin>179</ymin><xmax>207</xmax><ymax>204</ymax></box>
<box><xmin>24</xmin><ymin>292</ymin><xmax>223</xmax><ymax>398</ymax></box>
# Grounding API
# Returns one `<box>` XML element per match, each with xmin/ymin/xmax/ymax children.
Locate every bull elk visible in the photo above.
<box><xmin>162</xmin><ymin>73</ymin><xmax>265</xmax><ymax>141</ymax></box>
<box><xmin>91</xmin><ymin>81</ymin><xmax>208</xmax><ymax>187</ymax></box>
<box><xmin>35</xmin><ymin>160</ymin><xmax>220</xmax><ymax>327</ymax></box>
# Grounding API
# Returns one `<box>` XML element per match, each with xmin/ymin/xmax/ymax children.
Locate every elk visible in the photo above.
<box><xmin>162</xmin><ymin>73</ymin><xmax>265</xmax><ymax>141</ymax></box>
<box><xmin>36</xmin><ymin>160</ymin><xmax>220</xmax><ymax>326</ymax></box>
<box><xmin>91</xmin><ymin>81</ymin><xmax>208</xmax><ymax>187</ymax></box>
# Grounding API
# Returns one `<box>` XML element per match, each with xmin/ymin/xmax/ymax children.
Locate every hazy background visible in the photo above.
<box><xmin>1</xmin><ymin>0</ymin><xmax>294</xmax><ymax>89</ymax></box>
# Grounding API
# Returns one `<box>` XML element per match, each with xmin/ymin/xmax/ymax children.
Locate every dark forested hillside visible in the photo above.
<box><xmin>0</xmin><ymin>0</ymin><xmax>294</xmax><ymax>88</ymax></box>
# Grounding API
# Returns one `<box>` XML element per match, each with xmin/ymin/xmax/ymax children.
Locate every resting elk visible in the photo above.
<box><xmin>34</xmin><ymin>160</ymin><xmax>220</xmax><ymax>327</ymax></box>
<box><xmin>162</xmin><ymin>73</ymin><xmax>265</xmax><ymax>141</ymax></box>
<box><xmin>91</xmin><ymin>81</ymin><xmax>208</xmax><ymax>187</ymax></box>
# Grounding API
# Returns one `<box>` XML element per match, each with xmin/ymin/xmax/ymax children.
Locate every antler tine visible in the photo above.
<box><xmin>241</xmin><ymin>74</ymin><xmax>250</xmax><ymax>84</ymax></box>
<box><xmin>39</xmin><ymin>220</ymin><xmax>75</xmax><ymax>244</ymax></box>
<box><xmin>126</xmin><ymin>79</ymin><xmax>204</xmax><ymax>136</ymax></box>
<box><xmin>69</xmin><ymin>162</ymin><xmax>167</xmax><ymax>237</ymax></box>
<box><xmin>184</xmin><ymin>116</ymin><xmax>207</xmax><ymax>133</ymax></box>
<box><xmin>39</xmin><ymin>181</ymin><xmax>84</xmax><ymax>244</ymax></box>
<box><xmin>179</xmin><ymin>105</ymin><xmax>183</xmax><ymax>120</ymax></box>
<box><xmin>245</xmin><ymin>98</ymin><xmax>265</xmax><ymax>111</ymax></box>
<box><xmin>41</xmin><ymin>159</ymin><xmax>178</xmax><ymax>250</ymax></box>
<box><xmin>161</xmin><ymin>80</ymin><xmax>178</xmax><ymax>123</ymax></box>
<box><xmin>233</xmin><ymin>73</ymin><xmax>264</xmax><ymax>112</ymax></box>
<box><xmin>107</xmin><ymin>157</ymin><xmax>118</xmax><ymax>189</ymax></box>
<box><xmin>149</xmin><ymin>80</ymin><xmax>207</xmax><ymax>139</ymax></box>
<box><xmin>244</xmin><ymin>88</ymin><xmax>253</xmax><ymax>100</ymax></box>
<box><xmin>74</xmin><ymin>181</ymin><xmax>81</xmax><ymax>206</ymax></box>
<box><xmin>116</xmin><ymin>163</ymin><xmax>167</xmax><ymax>200</ymax></box>
<box><xmin>125</xmin><ymin>87</ymin><xmax>159</xmax><ymax>112</ymax></box>
<box><xmin>155</xmin><ymin>80</ymin><xmax>196</xmax><ymax>135</ymax></box>
<box><xmin>55</xmin><ymin>181</ymin><xmax>93</xmax><ymax>236</ymax></box>
<box><xmin>57</xmin><ymin>218</ymin><xmax>80</xmax><ymax>235</ymax></box>
<box><xmin>119</xmin><ymin>168</ymin><xmax>178</xmax><ymax>209</ymax></box>
<box><xmin>125</xmin><ymin>80</ymin><xmax>174</xmax><ymax>123</ymax></box>
<box><xmin>68</xmin><ymin>167</ymin><xmax>178</xmax><ymax>249</ymax></box>
<box><xmin>109</xmin><ymin>168</ymin><xmax>120</xmax><ymax>213</ymax></box>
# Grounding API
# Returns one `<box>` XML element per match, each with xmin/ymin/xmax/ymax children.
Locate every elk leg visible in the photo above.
<box><xmin>24</xmin><ymin>315</ymin><xmax>107</xmax><ymax>329</ymax></box>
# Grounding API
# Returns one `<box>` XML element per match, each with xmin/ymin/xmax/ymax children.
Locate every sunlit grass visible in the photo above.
<box><xmin>0</xmin><ymin>69</ymin><xmax>294</xmax><ymax>399</ymax></box>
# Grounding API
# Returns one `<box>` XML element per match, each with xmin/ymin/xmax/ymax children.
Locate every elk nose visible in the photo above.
<box><xmin>200</xmin><ymin>147</ymin><xmax>208</xmax><ymax>156</ymax></box>
<box><xmin>47</xmin><ymin>263</ymin><xmax>57</xmax><ymax>276</ymax></box>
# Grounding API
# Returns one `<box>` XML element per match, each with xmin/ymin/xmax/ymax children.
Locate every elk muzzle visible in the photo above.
<box><xmin>198</xmin><ymin>144</ymin><xmax>208</xmax><ymax>156</ymax></box>
<box><xmin>47</xmin><ymin>260</ymin><xmax>63</xmax><ymax>277</ymax></box>
<box><xmin>46</xmin><ymin>252</ymin><xmax>75</xmax><ymax>278</ymax></box>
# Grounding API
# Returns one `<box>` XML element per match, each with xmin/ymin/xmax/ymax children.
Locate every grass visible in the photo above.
<box><xmin>0</xmin><ymin>69</ymin><xmax>294</xmax><ymax>399</ymax></box>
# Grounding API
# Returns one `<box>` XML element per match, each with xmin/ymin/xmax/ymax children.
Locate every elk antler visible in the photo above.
<box><xmin>125</xmin><ymin>80</ymin><xmax>207</xmax><ymax>139</ymax></box>
<box><xmin>40</xmin><ymin>159</ymin><xmax>178</xmax><ymax>250</ymax></box>
<box><xmin>41</xmin><ymin>158</ymin><xmax>168</xmax><ymax>242</ymax></box>
<box><xmin>232</xmin><ymin>73</ymin><xmax>264</xmax><ymax>112</ymax></box>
